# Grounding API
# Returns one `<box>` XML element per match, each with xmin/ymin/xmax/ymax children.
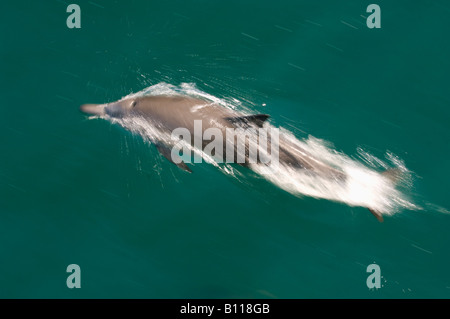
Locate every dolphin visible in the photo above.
<box><xmin>80</xmin><ymin>95</ymin><xmax>390</xmax><ymax>221</ymax></box>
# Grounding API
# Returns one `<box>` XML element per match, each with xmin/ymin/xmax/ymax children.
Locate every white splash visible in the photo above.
<box><xmin>251</xmin><ymin>134</ymin><xmax>419</xmax><ymax>215</ymax></box>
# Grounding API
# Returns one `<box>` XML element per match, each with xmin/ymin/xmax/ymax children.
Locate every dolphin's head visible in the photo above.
<box><xmin>80</xmin><ymin>98</ymin><xmax>139</xmax><ymax>118</ymax></box>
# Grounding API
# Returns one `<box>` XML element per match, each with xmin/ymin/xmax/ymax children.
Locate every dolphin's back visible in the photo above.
<box><xmin>135</xmin><ymin>95</ymin><xmax>239</xmax><ymax>132</ymax></box>
<box><xmin>135</xmin><ymin>95</ymin><xmax>345</xmax><ymax>180</ymax></box>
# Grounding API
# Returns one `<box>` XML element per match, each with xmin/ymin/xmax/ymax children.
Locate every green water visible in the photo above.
<box><xmin>1</xmin><ymin>0</ymin><xmax>450</xmax><ymax>298</ymax></box>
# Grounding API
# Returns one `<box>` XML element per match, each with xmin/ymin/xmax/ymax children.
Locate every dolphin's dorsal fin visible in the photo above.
<box><xmin>155</xmin><ymin>142</ymin><xmax>192</xmax><ymax>173</ymax></box>
<box><xmin>225</xmin><ymin>114</ymin><xmax>270</xmax><ymax>128</ymax></box>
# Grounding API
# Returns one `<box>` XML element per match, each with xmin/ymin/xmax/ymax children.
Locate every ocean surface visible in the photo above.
<box><xmin>1</xmin><ymin>0</ymin><xmax>450</xmax><ymax>298</ymax></box>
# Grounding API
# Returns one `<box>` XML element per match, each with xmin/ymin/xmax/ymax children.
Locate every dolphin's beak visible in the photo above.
<box><xmin>80</xmin><ymin>104</ymin><xmax>106</xmax><ymax>116</ymax></box>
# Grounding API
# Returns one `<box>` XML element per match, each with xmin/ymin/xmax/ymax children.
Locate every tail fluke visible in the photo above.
<box><xmin>381</xmin><ymin>167</ymin><xmax>402</xmax><ymax>184</ymax></box>
<box><xmin>368</xmin><ymin>208</ymin><xmax>384</xmax><ymax>222</ymax></box>
<box><xmin>367</xmin><ymin>168</ymin><xmax>403</xmax><ymax>222</ymax></box>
